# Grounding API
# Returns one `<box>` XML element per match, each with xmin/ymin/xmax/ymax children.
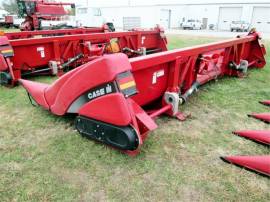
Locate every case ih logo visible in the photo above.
<box><xmin>87</xmin><ymin>83</ymin><xmax>116</xmax><ymax>101</ymax></box>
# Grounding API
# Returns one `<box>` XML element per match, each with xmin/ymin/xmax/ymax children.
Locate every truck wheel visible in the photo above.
<box><xmin>106</xmin><ymin>22</ymin><xmax>115</xmax><ymax>32</ymax></box>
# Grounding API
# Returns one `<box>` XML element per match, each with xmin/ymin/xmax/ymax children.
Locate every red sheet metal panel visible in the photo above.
<box><xmin>0</xmin><ymin>27</ymin><xmax>167</xmax><ymax>85</ymax></box>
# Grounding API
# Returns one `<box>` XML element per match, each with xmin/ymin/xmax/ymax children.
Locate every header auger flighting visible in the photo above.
<box><xmin>19</xmin><ymin>31</ymin><xmax>266</xmax><ymax>156</ymax></box>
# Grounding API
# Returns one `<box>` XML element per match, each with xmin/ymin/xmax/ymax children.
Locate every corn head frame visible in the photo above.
<box><xmin>4</xmin><ymin>29</ymin><xmax>267</xmax><ymax>155</ymax></box>
<box><xmin>0</xmin><ymin>27</ymin><xmax>167</xmax><ymax>85</ymax></box>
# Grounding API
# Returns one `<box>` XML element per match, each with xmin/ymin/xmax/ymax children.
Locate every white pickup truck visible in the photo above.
<box><xmin>182</xmin><ymin>19</ymin><xmax>203</xmax><ymax>30</ymax></box>
<box><xmin>230</xmin><ymin>21</ymin><xmax>250</xmax><ymax>32</ymax></box>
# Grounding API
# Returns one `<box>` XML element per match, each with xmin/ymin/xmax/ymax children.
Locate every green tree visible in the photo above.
<box><xmin>2</xmin><ymin>0</ymin><xmax>18</xmax><ymax>14</ymax></box>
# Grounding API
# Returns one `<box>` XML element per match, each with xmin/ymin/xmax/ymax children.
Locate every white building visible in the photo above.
<box><xmin>81</xmin><ymin>0</ymin><xmax>270</xmax><ymax>32</ymax></box>
<box><xmin>0</xmin><ymin>9</ymin><xmax>8</xmax><ymax>23</ymax></box>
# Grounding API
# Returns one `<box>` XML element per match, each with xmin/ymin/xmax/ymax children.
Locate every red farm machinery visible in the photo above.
<box><xmin>14</xmin><ymin>30</ymin><xmax>266</xmax><ymax>156</ymax></box>
<box><xmin>17</xmin><ymin>0</ymin><xmax>75</xmax><ymax>31</ymax></box>
<box><xmin>0</xmin><ymin>23</ymin><xmax>269</xmax><ymax>175</ymax></box>
<box><xmin>0</xmin><ymin>26</ymin><xmax>167</xmax><ymax>85</ymax></box>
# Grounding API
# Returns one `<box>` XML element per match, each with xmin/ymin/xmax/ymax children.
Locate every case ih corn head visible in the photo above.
<box><xmin>0</xmin><ymin>27</ymin><xmax>167</xmax><ymax>85</ymax></box>
<box><xmin>18</xmin><ymin>31</ymin><xmax>266</xmax><ymax>156</ymax></box>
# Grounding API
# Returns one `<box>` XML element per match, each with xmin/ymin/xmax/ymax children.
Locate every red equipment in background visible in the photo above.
<box><xmin>4</xmin><ymin>16</ymin><xmax>14</xmax><ymax>28</ymax></box>
<box><xmin>0</xmin><ymin>27</ymin><xmax>167</xmax><ymax>86</ymax></box>
<box><xmin>0</xmin><ymin>15</ymin><xmax>15</xmax><ymax>28</ymax></box>
<box><xmin>17</xmin><ymin>0</ymin><xmax>75</xmax><ymax>31</ymax></box>
<box><xmin>19</xmin><ymin>32</ymin><xmax>266</xmax><ymax>155</ymax></box>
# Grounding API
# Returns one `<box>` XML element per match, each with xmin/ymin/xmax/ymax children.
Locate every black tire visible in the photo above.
<box><xmin>106</xmin><ymin>22</ymin><xmax>115</xmax><ymax>32</ymax></box>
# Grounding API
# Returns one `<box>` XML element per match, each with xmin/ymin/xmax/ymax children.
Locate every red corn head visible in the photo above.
<box><xmin>233</xmin><ymin>130</ymin><xmax>270</xmax><ymax>145</ymax></box>
<box><xmin>248</xmin><ymin>113</ymin><xmax>270</xmax><ymax>123</ymax></box>
<box><xmin>221</xmin><ymin>155</ymin><xmax>270</xmax><ymax>177</ymax></box>
<box><xmin>260</xmin><ymin>100</ymin><xmax>270</xmax><ymax>106</ymax></box>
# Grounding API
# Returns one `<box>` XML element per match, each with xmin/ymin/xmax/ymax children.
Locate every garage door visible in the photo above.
<box><xmin>251</xmin><ymin>7</ymin><xmax>270</xmax><ymax>33</ymax></box>
<box><xmin>159</xmin><ymin>9</ymin><xmax>171</xmax><ymax>29</ymax></box>
<box><xmin>218</xmin><ymin>7</ymin><xmax>242</xmax><ymax>31</ymax></box>
<box><xmin>123</xmin><ymin>17</ymin><xmax>141</xmax><ymax>30</ymax></box>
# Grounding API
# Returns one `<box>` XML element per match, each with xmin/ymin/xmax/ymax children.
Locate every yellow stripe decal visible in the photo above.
<box><xmin>1</xmin><ymin>49</ymin><xmax>13</xmax><ymax>53</ymax></box>
<box><xmin>120</xmin><ymin>81</ymin><xmax>136</xmax><ymax>90</ymax></box>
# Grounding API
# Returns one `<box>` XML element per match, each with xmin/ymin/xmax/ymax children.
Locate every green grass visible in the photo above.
<box><xmin>0</xmin><ymin>28</ymin><xmax>20</xmax><ymax>33</ymax></box>
<box><xmin>1</xmin><ymin>34</ymin><xmax>270</xmax><ymax>201</ymax></box>
<box><xmin>167</xmin><ymin>34</ymin><xmax>226</xmax><ymax>49</ymax></box>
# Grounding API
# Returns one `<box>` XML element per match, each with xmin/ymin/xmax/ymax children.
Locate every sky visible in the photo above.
<box><xmin>1</xmin><ymin>0</ymin><xmax>270</xmax><ymax>8</ymax></box>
